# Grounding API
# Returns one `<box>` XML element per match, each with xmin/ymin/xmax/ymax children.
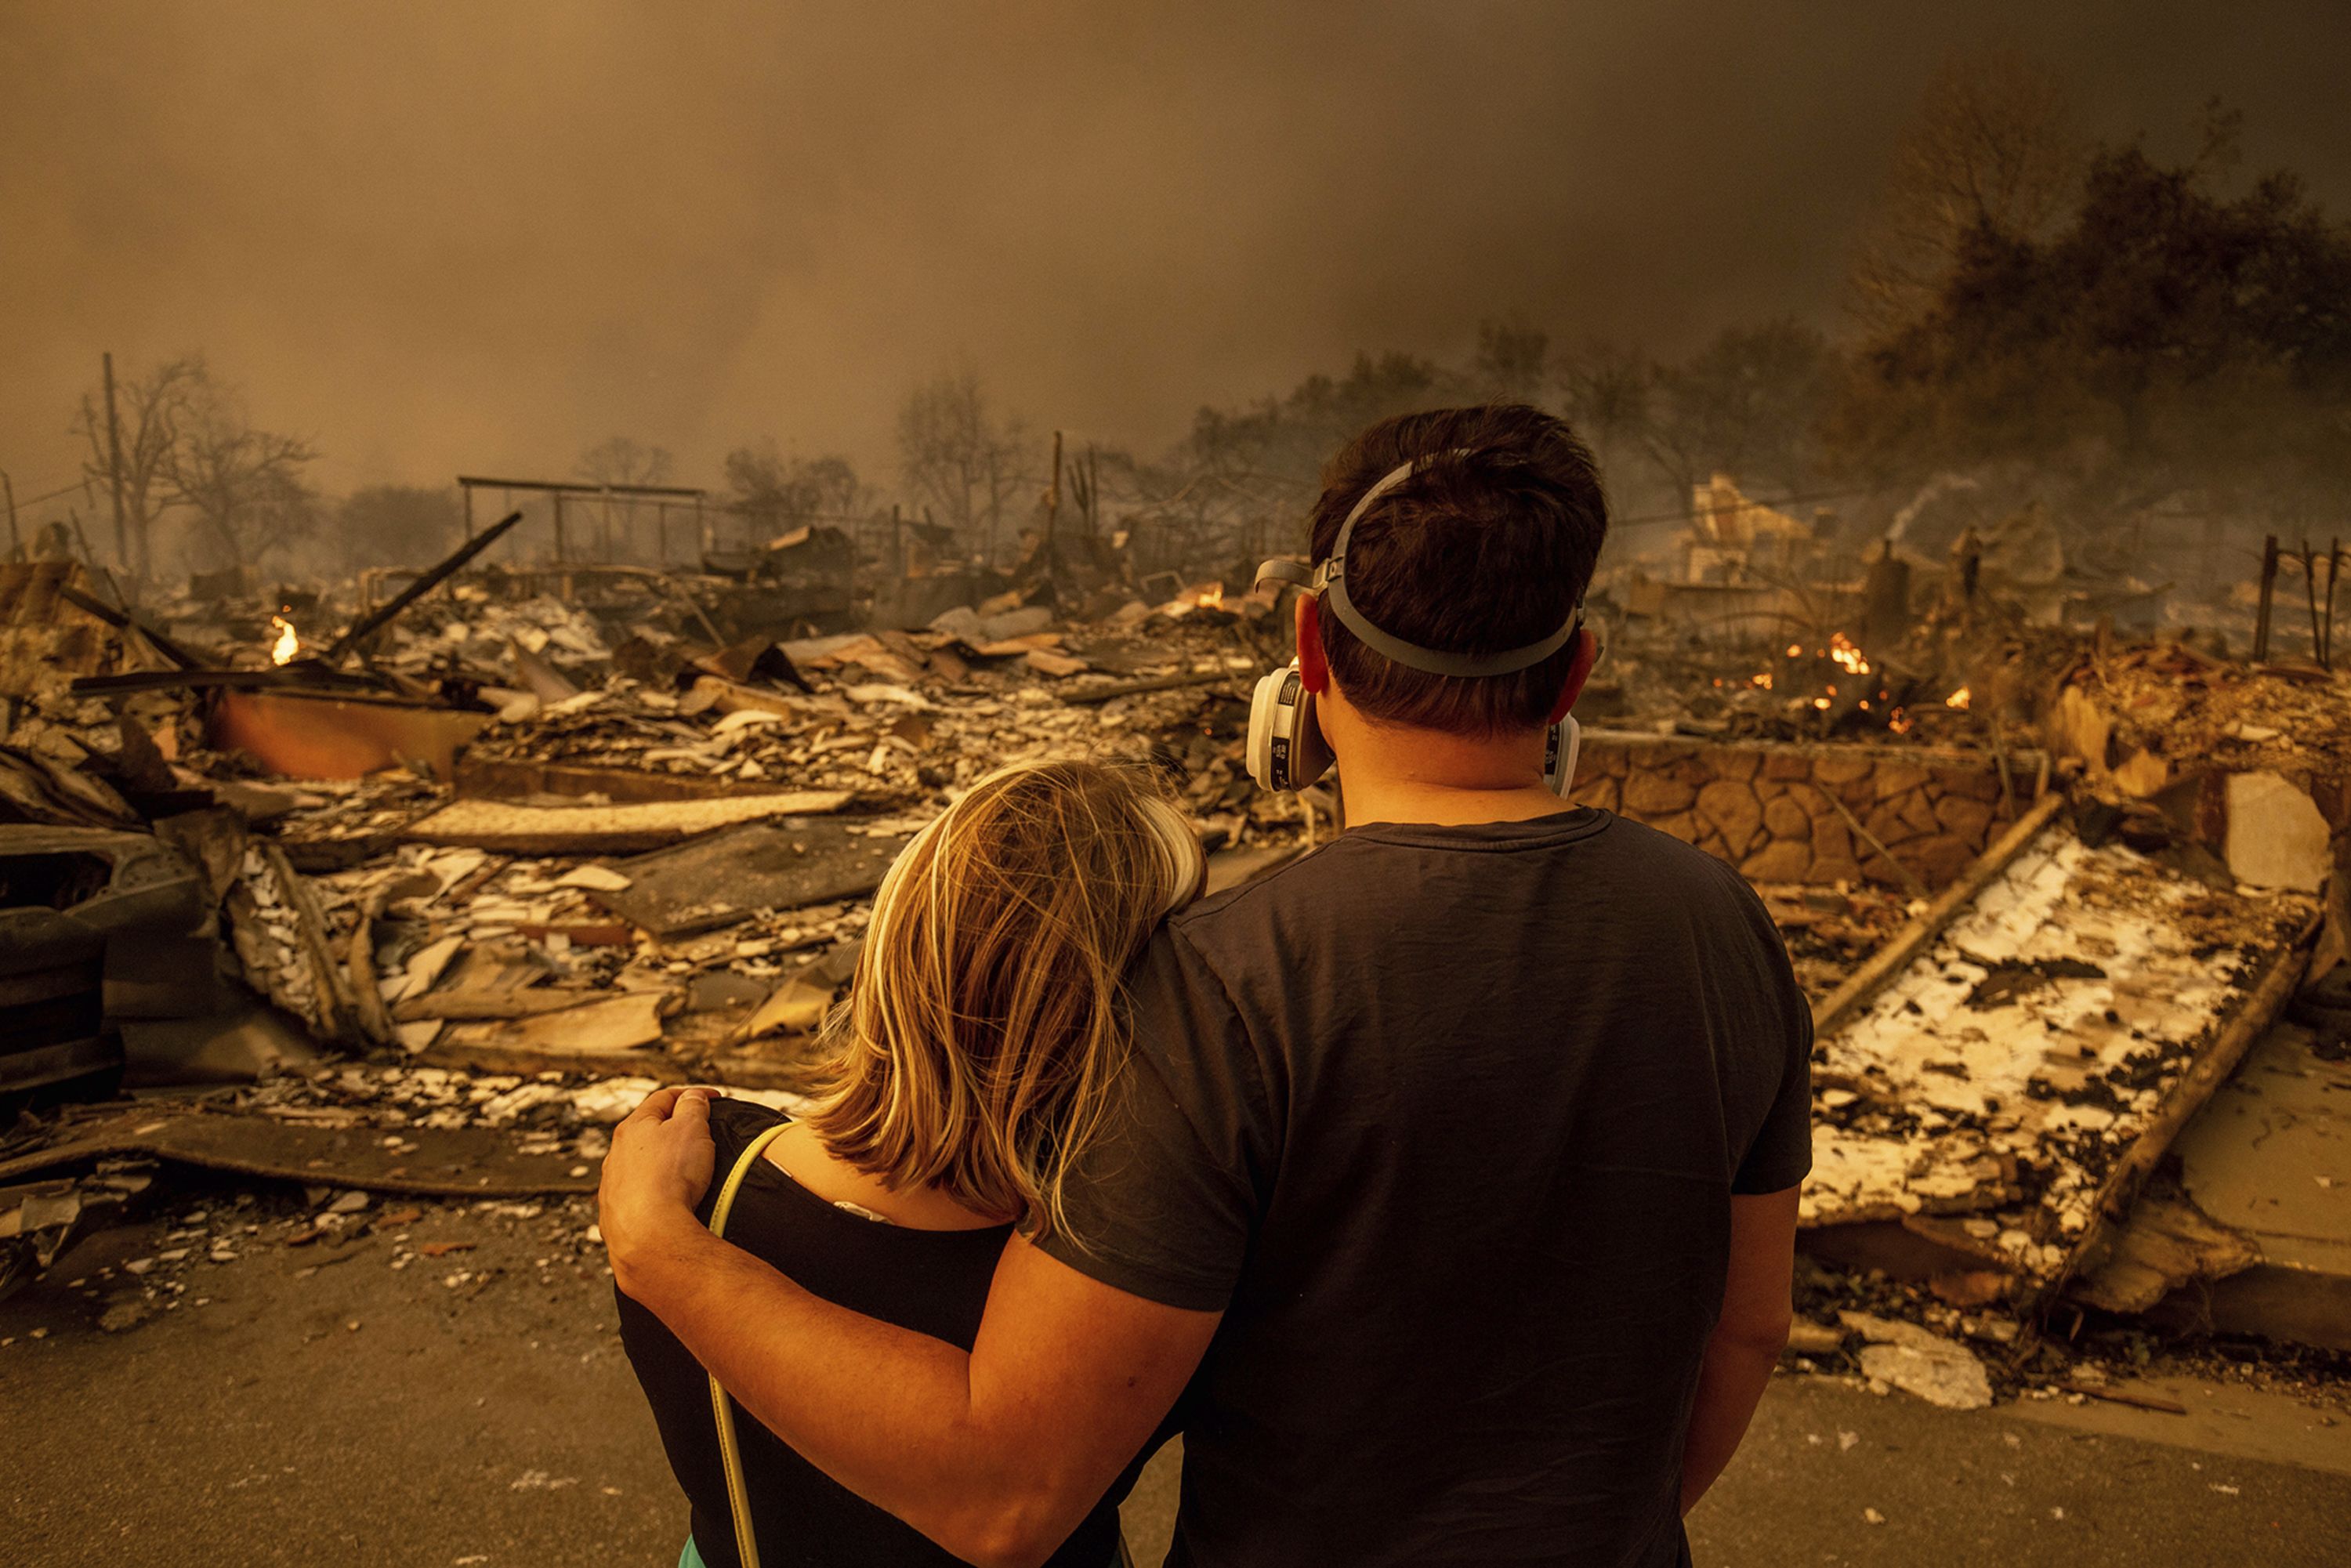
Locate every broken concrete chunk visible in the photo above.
<box><xmin>2223</xmin><ymin>771</ymin><xmax>2331</xmax><ymax>893</ymax></box>
<box><xmin>1838</xmin><ymin>1311</ymin><xmax>1992</xmax><ymax>1409</ymax></box>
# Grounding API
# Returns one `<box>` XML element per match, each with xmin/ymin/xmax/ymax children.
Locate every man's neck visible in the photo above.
<box><xmin>1321</xmin><ymin>706</ymin><xmax>1576</xmax><ymax>829</ymax></box>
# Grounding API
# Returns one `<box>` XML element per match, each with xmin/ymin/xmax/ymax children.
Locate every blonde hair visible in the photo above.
<box><xmin>800</xmin><ymin>757</ymin><xmax>1205</xmax><ymax>1241</ymax></box>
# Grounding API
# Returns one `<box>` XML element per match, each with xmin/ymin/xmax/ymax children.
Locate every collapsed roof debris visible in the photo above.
<box><xmin>1804</xmin><ymin>819</ymin><xmax>2313</xmax><ymax>1290</ymax></box>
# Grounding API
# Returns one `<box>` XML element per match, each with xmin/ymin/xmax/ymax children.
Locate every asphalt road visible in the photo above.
<box><xmin>5</xmin><ymin>1184</ymin><xmax>2347</xmax><ymax>1566</ymax></box>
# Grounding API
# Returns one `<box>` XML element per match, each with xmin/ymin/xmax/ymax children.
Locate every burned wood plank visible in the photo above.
<box><xmin>1810</xmin><ymin>790</ymin><xmax>2067</xmax><ymax>1039</ymax></box>
<box><xmin>323</xmin><ymin>509</ymin><xmax>523</xmax><ymax>662</ymax></box>
<box><xmin>1060</xmin><ymin>668</ymin><xmax>1245</xmax><ymax>705</ymax></box>
<box><xmin>400</xmin><ymin>790</ymin><xmax>854</xmax><ymax>854</ymax></box>
<box><xmin>257</xmin><ymin>839</ymin><xmax>361</xmax><ymax>1047</ymax></box>
<box><xmin>451</xmin><ymin>752</ymin><xmax>798</xmax><ymax>805</ymax></box>
<box><xmin>346</xmin><ymin>891</ymin><xmax>395</xmax><ymax>1048</ymax></box>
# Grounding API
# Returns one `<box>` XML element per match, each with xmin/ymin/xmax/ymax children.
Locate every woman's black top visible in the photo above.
<box><xmin>617</xmin><ymin>1096</ymin><xmax>1157</xmax><ymax>1568</ymax></box>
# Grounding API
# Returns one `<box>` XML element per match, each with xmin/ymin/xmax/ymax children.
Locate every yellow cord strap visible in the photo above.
<box><xmin>706</xmin><ymin>1122</ymin><xmax>792</xmax><ymax>1568</ymax></box>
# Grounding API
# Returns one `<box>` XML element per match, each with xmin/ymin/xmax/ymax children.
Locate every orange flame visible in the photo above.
<box><xmin>1828</xmin><ymin>632</ymin><xmax>1871</xmax><ymax>677</ymax></box>
<box><xmin>1196</xmin><ymin>584</ymin><xmax>1225</xmax><ymax>610</ymax></box>
<box><xmin>270</xmin><ymin>615</ymin><xmax>299</xmax><ymax>666</ymax></box>
<box><xmin>1945</xmin><ymin>686</ymin><xmax>1971</xmax><ymax>710</ymax></box>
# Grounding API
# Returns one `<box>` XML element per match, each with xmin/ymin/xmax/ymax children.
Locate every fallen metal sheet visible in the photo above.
<box><xmin>0</xmin><ymin>1104</ymin><xmax>598</xmax><ymax>1196</ymax></box>
<box><xmin>400</xmin><ymin>789</ymin><xmax>853</xmax><ymax>854</ymax></box>
<box><xmin>208</xmin><ymin>687</ymin><xmax>490</xmax><ymax>780</ymax></box>
<box><xmin>589</xmin><ymin>820</ymin><xmax>908</xmax><ymax>938</ymax></box>
<box><xmin>1802</xmin><ymin>820</ymin><xmax>2313</xmax><ymax>1291</ymax></box>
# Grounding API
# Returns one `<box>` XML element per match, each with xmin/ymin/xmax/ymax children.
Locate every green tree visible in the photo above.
<box><xmin>1824</xmin><ymin>126</ymin><xmax>2351</xmax><ymax>531</ymax></box>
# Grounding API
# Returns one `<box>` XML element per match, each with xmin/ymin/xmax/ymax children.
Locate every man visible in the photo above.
<box><xmin>603</xmin><ymin>404</ymin><xmax>1810</xmax><ymax>1567</ymax></box>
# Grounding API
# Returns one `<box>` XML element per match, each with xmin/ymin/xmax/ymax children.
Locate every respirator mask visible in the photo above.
<box><xmin>1244</xmin><ymin>451</ymin><xmax>1586</xmax><ymax>797</ymax></box>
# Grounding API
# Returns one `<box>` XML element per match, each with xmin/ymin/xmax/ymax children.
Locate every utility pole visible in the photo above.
<box><xmin>101</xmin><ymin>352</ymin><xmax>132</xmax><ymax>578</ymax></box>
<box><xmin>2</xmin><ymin>469</ymin><xmax>19</xmax><ymax>561</ymax></box>
<box><xmin>1042</xmin><ymin>429</ymin><xmax>1063</xmax><ymax>559</ymax></box>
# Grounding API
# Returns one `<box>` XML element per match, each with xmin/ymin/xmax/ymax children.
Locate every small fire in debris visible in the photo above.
<box><xmin>1945</xmin><ymin>686</ymin><xmax>1972</xmax><ymax>711</ymax></box>
<box><xmin>1750</xmin><ymin>671</ymin><xmax>1773</xmax><ymax>690</ymax></box>
<box><xmin>1194</xmin><ymin>583</ymin><xmax>1226</xmax><ymax>610</ymax></box>
<box><xmin>1828</xmin><ymin>632</ymin><xmax>1871</xmax><ymax>677</ymax></box>
<box><xmin>1888</xmin><ymin>706</ymin><xmax>1915</xmax><ymax>734</ymax></box>
<box><xmin>1784</xmin><ymin>643</ymin><xmax>1803</xmax><ymax>659</ymax></box>
<box><xmin>1810</xmin><ymin>696</ymin><xmax>1831</xmax><ymax>712</ymax></box>
<box><xmin>270</xmin><ymin>615</ymin><xmax>299</xmax><ymax>666</ymax></box>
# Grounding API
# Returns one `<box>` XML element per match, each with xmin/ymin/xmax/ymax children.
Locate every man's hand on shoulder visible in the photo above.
<box><xmin>599</xmin><ymin>1085</ymin><xmax>719</xmax><ymax>1298</ymax></box>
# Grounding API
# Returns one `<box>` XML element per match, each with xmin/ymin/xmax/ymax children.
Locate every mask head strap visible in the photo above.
<box><xmin>1254</xmin><ymin>451</ymin><xmax>1585</xmax><ymax>679</ymax></box>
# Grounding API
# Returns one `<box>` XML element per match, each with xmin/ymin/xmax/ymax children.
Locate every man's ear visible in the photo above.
<box><xmin>1545</xmin><ymin>626</ymin><xmax>1600</xmax><ymax>724</ymax></box>
<box><xmin>1296</xmin><ymin>595</ymin><xmax>1331</xmax><ymax>694</ymax></box>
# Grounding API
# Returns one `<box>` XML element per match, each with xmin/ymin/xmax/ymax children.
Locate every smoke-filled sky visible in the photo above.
<box><xmin>5</xmin><ymin>1</ymin><xmax>2348</xmax><ymax>509</ymax></box>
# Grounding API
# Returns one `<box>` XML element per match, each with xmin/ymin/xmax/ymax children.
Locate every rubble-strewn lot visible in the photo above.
<box><xmin>5</xmin><ymin>552</ymin><xmax>2350</xmax><ymax>1431</ymax></box>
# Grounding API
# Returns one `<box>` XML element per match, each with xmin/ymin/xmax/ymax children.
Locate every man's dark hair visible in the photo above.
<box><xmin>1306</xmin><ymin>403</ymin><xmax>1607</xmax><ymax>735</ymax></box>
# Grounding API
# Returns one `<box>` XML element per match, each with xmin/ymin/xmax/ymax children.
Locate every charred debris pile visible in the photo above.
<box><xmin>4</xmin><ymin>508</ymin><xmax>2349</xmax><ymax>1416</ymax></box>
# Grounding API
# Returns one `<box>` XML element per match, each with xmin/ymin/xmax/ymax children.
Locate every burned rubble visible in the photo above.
<box><xmin>4</xmin><ymin>503</ymin><xmax>2349</xmax><ymax>1431</ymax></box>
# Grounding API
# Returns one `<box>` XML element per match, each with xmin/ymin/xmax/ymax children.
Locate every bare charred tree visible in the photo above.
<box><xmin>72</xmin><ymin>353</ymin><xmax>207</xmax><ymax>579</ymax></box>
<box><xmin>1472</xmin><ymin>318</ymin><xmax>1550</xmax><ymax>405</ymax></box>
<box><xmin>1642</xmin><ymin>321</ymin><xmax>1835</xmax><ymax>501</ymax></box>
<box><xmin>1157</xmin><ymin>351</ymin><xmax>1451</xmax><ymax>570</ymax></box>
<box><xmin>1848</xmin><ymin>49</ymin><xmax>2085</xmax><ymax>328</ymax></box>
<box><xmin>162</xmin><ymin>395</ymin><xmax>320</xmax><ymax>575</ymax></box>
<box><xmin>575</xmin><ymin>436</ymin><xmax>676</xmax><ymax>489</ymax></box>
<box><xmin>1555</xmin><ymin>339</ymin><xmax>1657</xmax><ymax>498</ymax></box>
<box><xmin>723</xmin><ymin>441</ymin><xmax>866</xmax><ymax>536</ymax></box>
<box><xmin>896</xmin><ymin>372</ymin><xmax>1026</xmax><ymax>562</ymax></box>
<box><xmin>571</xmin><ymin>438</ymin><xmax>676</xmax><ymax>560</ymax></box>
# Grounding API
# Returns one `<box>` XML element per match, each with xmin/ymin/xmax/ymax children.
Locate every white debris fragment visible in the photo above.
<box><xmin>1839</xmin><ymin>1312</ymin><xmax>1993</xmax><ymax>1410</ymax></box>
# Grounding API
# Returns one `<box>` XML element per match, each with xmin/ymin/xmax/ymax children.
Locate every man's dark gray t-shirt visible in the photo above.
<box><xmin>1038</xmin><ymin>809</ymin><xmax>1812</xmax><ymax>1568</ymax></box>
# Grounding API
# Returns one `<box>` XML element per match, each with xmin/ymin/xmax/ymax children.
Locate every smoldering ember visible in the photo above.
<box><xmin>7</xmin><ymin>20</ymin><xmax>2351</xmax><ymax>1568</ymax></box>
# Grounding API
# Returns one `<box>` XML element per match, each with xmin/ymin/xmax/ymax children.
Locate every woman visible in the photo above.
<box><xmin>618</xmin><ymin>757</ymin><xmax>1205</xmax><ymax>1568</ymax></box>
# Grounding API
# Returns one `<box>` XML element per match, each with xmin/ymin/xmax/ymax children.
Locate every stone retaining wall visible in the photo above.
<box><xmin>1570</xmin><ymin>732</ymin><xmax>2032</xmax><ymax>890</ymax></box>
